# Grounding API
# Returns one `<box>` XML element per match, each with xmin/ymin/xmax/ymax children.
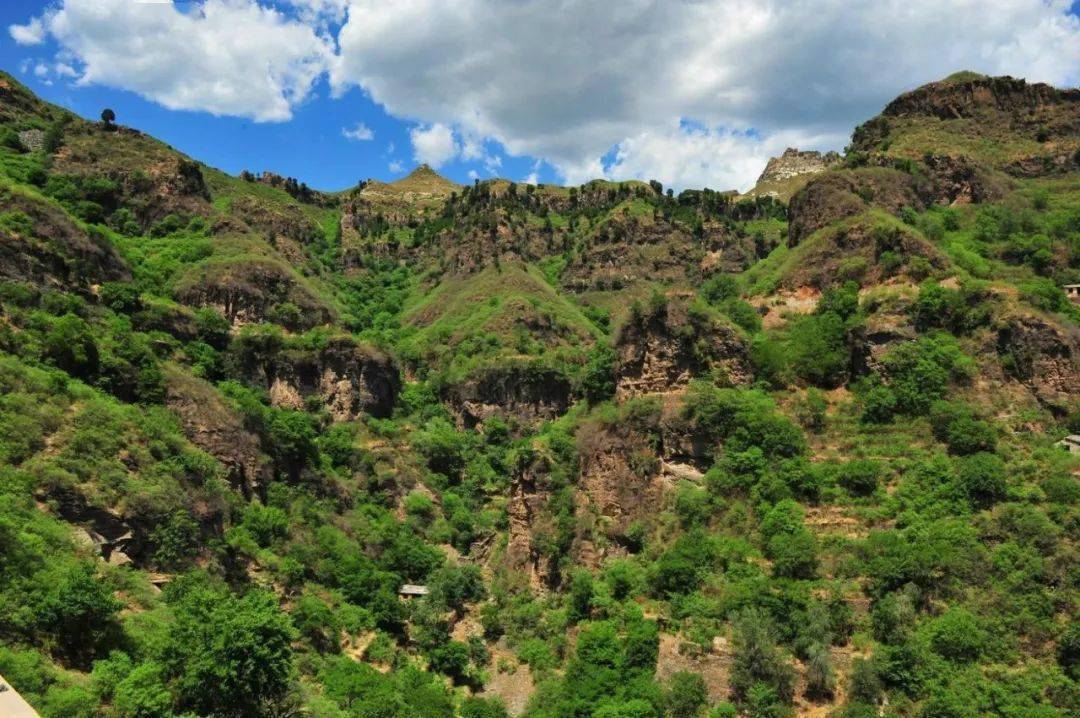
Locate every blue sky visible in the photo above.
<box><xmin>0</xmin><ymin>1</ymin><xmax>551</xmax><ymax>190</ymax></box>
<box><xmin>3</xmin><ymin>1</ymin><xmax>1079</xmax><ymax>192</ymax></box>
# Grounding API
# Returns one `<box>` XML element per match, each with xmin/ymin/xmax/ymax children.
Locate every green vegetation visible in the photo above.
<box><xmin>0</xmin><ymin>68</ymin><xmax>1076</xmax><ymax>718</ymax></box>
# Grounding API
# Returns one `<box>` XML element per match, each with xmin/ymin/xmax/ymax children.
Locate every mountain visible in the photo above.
<box><xmin>0</xmin><ymin>68</ymin><xmax>1078</xmax><ymax>718</ymax></box>
<box><xmin>743</xmin><ymin>147</ymin><xmax>841</xmax><ymax>201</ymax></box>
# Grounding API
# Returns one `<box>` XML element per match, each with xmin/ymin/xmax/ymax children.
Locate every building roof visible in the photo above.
<box><xmin>1059</xmin><ymin>435</ymin><xmax>1080</xmax><ymax>445</ymax></box>
<box><xmin>399</xmin><ymin>584</ymin><xmax>430</xmax><ymax>596</ymax></box>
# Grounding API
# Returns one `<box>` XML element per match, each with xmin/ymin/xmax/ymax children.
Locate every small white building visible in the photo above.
<box><xmin>1064</xmin><ymin>284</ymin><xmax>1080</xmax><ymax>303</ymax></box>
<box><xmin>1055</xmin><ymin>435</ymin><xmax>1080</xmax><ymax>454</ymax></box>
<box><xmin>398</xmin><ymin>584</ymin><xmax>430</xmax><ymax>598</ymax></box>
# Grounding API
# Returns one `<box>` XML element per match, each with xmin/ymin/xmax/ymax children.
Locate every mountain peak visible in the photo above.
<box><xmin>389</xmin><ymin>163</ymin><xmax>459</xmax><ymax>195</ymax></box>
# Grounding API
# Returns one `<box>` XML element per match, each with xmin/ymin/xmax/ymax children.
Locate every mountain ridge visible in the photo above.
<box><xmin>0</xmin><ymin>68</ymin><xmax>1077</xmax><ymax>718</ymax></box>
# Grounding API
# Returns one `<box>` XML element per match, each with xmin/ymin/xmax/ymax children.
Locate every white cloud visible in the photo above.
<box><xmin>342</xmin><ymin>122</ymin><xmax>374</xmax><ymax>140</ymax></box>
<box><xmin>604</xmin><ymin>123</ymin><xmax>844</xmax><ymax>191</ymax></box>
<box><xmin>54</xmin><ymin>62</ymin><xmax>79</xmax><ymax>79</ymax></box>
<box><xmin>522</xmin><ymin>160</ymin><xmax>543</xmax><ymax>185</ymax></box>
<box><xmin>409</xmin><ymin>122</ymin><xmax>458</xmax><ymax>168</ymax></box>
<box><xmin>461</xmin><ymin>133</ymin><xmax>502</xmax><ymax>173</ymax></box>
<box><xmin>9</xmin><ymin>0</ymin><xmax>1080</xmax><ymax>188</ymax></box>
<box><xmin>282</xmin><ymin>0</ymin><xmax>349</xmax><ymax>26</ymax></box>
<box><xmin>389</xmin><ymin>159</ymin><xmax>404</xmax><ymax>173</ymax></box>
<box><xmin>29</xmin><ymin>59</ymin><xmax>81</xmax><ymax>85</ymax></box>
<box><xmin>333</xmin><ymin>0</ymin><xmax>1080</xmax><ymax>189</ymax></box>
<box><xmin>21</xmin><ymin>0</ymin><xmax>333</xmax><ymax>122</ymax></box>
<box><xmin>467</xmin><ymin>169</ymin><xmax>479</xmax><ymax>180</ymax></box>
<box><xmin>9</xmin><ymin>17</ymin><xmax>46</xmax><ymax>45</ymax></box>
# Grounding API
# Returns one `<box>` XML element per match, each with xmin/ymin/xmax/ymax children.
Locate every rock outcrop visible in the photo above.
<box><xmin>0</xmin><ymin>186</ymin><xmax>130</xmax><ymax>291</ymax></box>
<box><xmin>175</xmin><ymin>257</ymin><xmax>335</xmax><ymax>331</ymax></box>
<box><xmin>921</xmin><ymin>154</ymin><xmax>1010</xmax><ymax>205</ymax></box>
<box><xmin>850</xmin><ymin>312</ymin><xmax>918</xmax><ymax>376</ymax></box>
<box><xmin>446</xmin><ymin>363</ymin><xmax>573</xmax><ymax>429</ymax></box>
<box><xmin>614</xmin><ymin>299</ymin><xmax>752</xmax><ymax>398</ymax></box>
<box><xmin>164</xmin><ymin>367</ymin><xmax>271</xmax><ymax>497</ymax></box>
<box><xmin>242</xmin><ymin>336</ymin><xmax>401</xmax><ymax>421</ymax></box>
<box><xmin>850</xmin><ymin>74</ymin><xmax>1080</xmax><ymax>176</ymax></box>
<box><xmin>572</xmin><ymin>414</ymin><xmax>670</xmax><ymax>567</ymax></box>
<box><xmin>505</xmin><ymin>450</ymin><xmax>562</xmax><ymax>589</ymax></box>
<box><xmin>757</xmin><ymin>148</ymin><xmax>840</xmax><ymax>187</ymax></box>
<box><xmin>878</xmin><ymin>75</ymin><xmax>1079</xmax><ymax>123</ymax></box>
<box><xmin>787</xmin><ymin>168</ymin><xmax>924</xmax><ymax>246</ymax></box>
<box><xmin>995</xmin><ymin>313</ymin><xmax>1080</xmax><ymax>413</ymax></box>
<box><xmin>781</xmin><ymin>213</ymin><xmax>947</xmax><ymax>290</ymax></box>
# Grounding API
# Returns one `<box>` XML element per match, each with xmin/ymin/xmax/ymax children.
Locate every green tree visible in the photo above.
<box><xmin>665</xmin><ymin>671</ymin><xmax>707</xmax><ymax>718</ymax></box>
<box><xmin>956</xmin><ymin>452</ymin><xmax>1007</xmax><ymax>508</ymax></box>
<box><xmin>461</xmin><ymin>696</ymin><xmax>509</xmax><ymax>718</ymax></box>
<box><xmin>768</xmin><ymin>530</ymin><xmax>818</xmax><ymax>579</ymax></box>
<box><xmin>926</xmin><ymin>607</ymin><xmax>985</xmax><ymax>663</ymax></box>
<box><xmin>28</xmin><ymin>563</ymin><xmax>121</xmax><ymax>664</ymax></box>
<box><xmin>112</xmin><ymin>662</ymin><xmax>173</xmax><ymax>718</ymax></box>
<box><xmin>729</xmin><ymin>608</ymin><xmax>796</xmax><ymax>705</ymax></box>
<box><xmin>267</xmin><ymin>409</ymin><xmax>319</xmax><ymax>470</ymax></box>
<box><xmin>164</xmin><ymin>586</ymin><xmax>296</xmax><ymax>717</ymax></box>
<box><xmin>836</xmin><ymin>459</ymin><xmax>882</xmax><ymax>497</ymax></box>
<box><xmin>582</xmin><ymin>345</ymin><xmax>617</xmax><ymax>403</ymax></box>
<box><xmin>788</xmin><ymin>312</ymin><xmax>849</xmax><ymax>388</ymax></box>
<box><xmin>1058</xmin><ymin>623</ymin><xmax>1080</xmax><ymax>680</ymax></box>
<box><xmin>43</xmin><ymin>314</ymin><xmax>99</xmax><ymax>379</ymax></box>
<box><xmin>568</xmin><ymin>569</ymin><xmax>595</xmax><ymax>622</ymax></box>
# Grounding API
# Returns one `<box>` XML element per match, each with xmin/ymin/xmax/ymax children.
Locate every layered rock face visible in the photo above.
<box><xmin>164</xmin><ymin>368</ymin><xmax>270</xmax><ymax>497</ymax></box>
<box><xmin>878</xmin><ymin>75</ymin><xmax>1078</xmax><ymax>122</ymax></box>
<box><xmin>786</xmin><ymin>168</ymin><xmax>924</xmax><ymax>246</ymax></box>
<box><xmin>445</xmin><ymin>363</ymin><xmax>573</xmax><ymax>429</ymax></box>
<box><xmin>756</xmin><ymin>148</ymin><xmax>840</xmax><ymax>186</ymax></box>
<box><xmin>614</xmin><ymin>300</ymin><xmax>752</xmax><ymax>398</ymax></box>
<box><xmin>996</xmin><ymin>314</ymin><xmax>1080</xmax><ymax>413</ymax></box>
<box><xmin>573</xmin><ymin>420</ymin><xmax>668</xmax><ymax>566</ymax></box>
<box><xmin>175</xmin><ymin>258</ymin><xmax>335</xmax><ymax>331</ymax></box>
<box><xmin>850</xmin><ymin>74</ymin><xmax>1080</xmax><ymax>176</ymax></box>
<box><xmin>243</xmin><ymin>337</ymin><xmax>402</xmax><ymax>421</ymax></box>
<box><xmin>0</xmin><ymin>186</ymin><xmax>130</xmax><ymax>291</ymax></box>
<box><xmin>506</xmin><ymin>451</ymin><xmax>562</xmax><ymax>589</ymax></box>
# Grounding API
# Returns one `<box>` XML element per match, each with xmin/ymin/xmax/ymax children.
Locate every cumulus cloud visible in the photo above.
<box><xmin>410</xmin><ymin>123</ymin><xmax>458</xmax><ymax>167</ymax></box>
<box><xmin>332</xmin><ymin>0</ymin><xmax>1080</xmax><ymax>188</ymax></box>
<box><xmin>9</xmin><ymin>17</ymin><xmax>46</xmax><ymax>45</ymax></box>
<box><xmin>9</xmin><ymin>0</ymin><xmax>1080</xmax><ymax>187</ymax></box>
<box><xmin>342</xmin><ymin>122</ymin><xmax>374</xmax><ymax>141</ymax></box>
<box><xmin>282</xmin><ymin>0</ymin><xmax>349</xmax><ymax>26</ymax></box>
<box><xmin>19</xmin><ymin>0</ymin><xmax>333</xmax><ymax>122</ymax></box>
<box><xmin>522</xmin><ymin>160</ymin><xmax>543</xmax><ymax>186</ymax></box>
<box><xmin>604</xmin><ymin>124</ymin><xmax>844</xmax><ymax>191</ymax></box>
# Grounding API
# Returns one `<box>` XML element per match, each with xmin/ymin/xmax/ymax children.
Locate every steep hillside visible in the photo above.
<box><xmin>0</xmin><ymin>69</ymin><xmax>1077</xmax><ymax>718</ymax></box>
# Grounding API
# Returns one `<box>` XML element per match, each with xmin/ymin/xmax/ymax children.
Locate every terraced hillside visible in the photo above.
<box><xmin>0</xmin><ymin>70</ymin><xmax>1078</xmax><ymax>718</ymax></box>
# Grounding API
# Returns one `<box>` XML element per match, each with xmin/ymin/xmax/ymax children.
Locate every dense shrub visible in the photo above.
<box><xmin>880</xmin><ymin>335</ymin><xmax>974</xmax><ymax>416</ymax></box>
<box><xmin>955</xmin><ymin>452</ymin><xmax>1007</xmax><ymax>507</ymax></box>
<box><xmin>929</xmin><ymin>401</ymin><xmax>996</xmax><ymax>455</ymax></box>
<box><xmin>836</xmin><ymin>459</ymin><xmax>883</xmax><ymax>497</ymax></box>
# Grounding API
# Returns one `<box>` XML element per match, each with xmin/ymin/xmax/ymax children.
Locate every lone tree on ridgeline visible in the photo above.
<box><xmin>100</xmin><ymin>108</ymin><xmax>116</xmax><ymax>130</ymax></box>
